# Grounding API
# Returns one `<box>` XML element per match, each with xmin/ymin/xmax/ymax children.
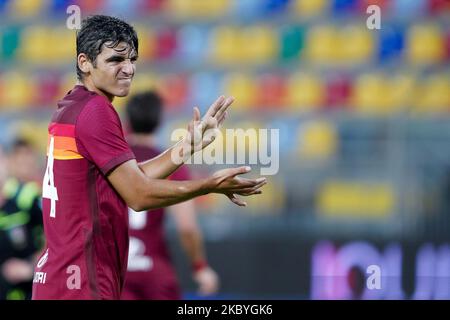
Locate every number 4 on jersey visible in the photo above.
<box><xmin>43</xmin><ymin>136</ymin><xmax>59</xmax><ymax>218</ymax></box>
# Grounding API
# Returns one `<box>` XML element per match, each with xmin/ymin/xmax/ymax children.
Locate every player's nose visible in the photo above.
<box><xmin>120</xmin><ymin>60</ymin><xmax>134</xmax><ymax>78</ymax></box>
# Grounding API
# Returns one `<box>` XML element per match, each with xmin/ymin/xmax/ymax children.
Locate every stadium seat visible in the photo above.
<box><xmin>391</xmin><ymin>0</ymin><xmax>427</xmax><ymax>18</ymax></box>
<box><xmin>49</xmin><ymin>0</ymin><xmax>72</xmax><ymax>13</ymax></box>
<box><xmin>351</xmin><ymin>73</ymin><xmax>390</xmax><ymax>115</ymax></box>
<box><xmin>154</xmin><ymin>28</ymin><xmax>178</xmax><ymax>60</ymax></box>
<box><xmin>305</xmin><ymin>25</ymin><xmax>339</xmax><ymax>65</ymax></box>
<box><xmin>256</xmin><ymin>74</ymin><xmax>287</xmax><ymax>109</ymax></box>
<box><xmin>413</xmin><ymin>74</ymin><xmax>450</xmax><ymax>114</ymax></box>
<box><xmin>208</xmin><ymin>26</ymin><xmax>241</xmax><ymax>65</ymax></box>
<box><xmin>50</xmin><ymin>28</ymin><xmax>76</xmax><ymax>64</ymax></box>
<box><xmin>240</xmin><ymin>26</ymin><xmax>278</xmax><ymax>64</ymax></box>
<box><xmin>221</xmin><ymin>73</ymin><xmax>257</xmax><ymax>111</ymax></box>
<box><xmin>332</xmin><ymin>0</ymin><xmax>359</xmax><ymax>14</ymax></box>
<box><xmin>297</xmin><ymin>120</ymin><xmax>338</xmax><ymax>160</ymax></box>
<box><xmin>158</xmin><ymin>74</ymin><xmax>189</xmax><ymax>110</ymax></box>
<box><xmin>18</xmin><ymin>26</ymin><xmax>49</xmax><ymax>64</ymax></box>
<box><xmin>166</xmin><ymin>0</ymin><xmax>230</xmax><ymax>19</ymax></box>
<box><xmin>339</xmin><ymin>25</ymin><xmax>374</xmax><ymax>65</ymax></box>
<box><xmin>428</xmin><ymin>0</ymin><xmax>450</xmax><ymax>15</ymax></box>
<box><xmin>387</xmin><ymin>73</ymin><xmax>416</xmax><ymax>112</ymax></box>
<box><xmin>0</xmin><ymin>25</ymin><xmax>21</xmax><ymax>60</ymax></box>
<box><xmin>75</xmin><ymin>0</ymin><xmax>105</xmax><ymax>14</ymax></box>
<box><xmin>286</xmin><ymin>73</ymin><xmax>324</xmax><ymax>111</ymax></box>
<box><xmin>134</xmin><ymin>25</ymin><xmax>156</xmax><ymax>60</ymax></box>
<box><xmin>103</xmin><ymin>0</ymin><xmax>131</xmax><ymax>15</ymax></box>
<box><xmin>176</xmin><ymin>25</ymin><xmax>207</xmax><ymax>64</ymax></box>
<box><xmin>325</xmin><ymin>74</ymin><xmax>352</xmax><ymax>110</ymax></box>
<box><xmin>378</xmin><ymin>26</ymin><xmax>405</xmax><ymax>62</ymax></box>
<box><xmin>317</xmin><ymin>180</ymin><xmax>395</xmax><ymax>218</ymax></box>
<box><xmin>137</xmin><ymin>0</ymin><xmax>165</xmax><ymax>13</ymax></box>
<box><xmin>279</xmin><ymin>25</ymin><xmax>305</xmax><ymax>61</ymax></box>
<box><xmin>358</xmin><ymin>0</ymin><xmax>388</xmax><ymax>13</ymax></box>
<box><xmin>291</xmin><ymin>0</ymin><xmax>328</xmax><ymax>17</ymax></box>
<box><xmin>262</xmin><ymin>0</ymin><xmax>290</xmax><ymax>15</ymax></box>
<box><xmin>408</xmin><ymin>24</ymin><xmax>445</xmax><ymax>65</ymax></box>
<box><xmin>188</xmin><ymin>72</ymin><xmax>221</xmax><ymax>114</ymax></box>
<box><xmin>8</xmin><ymin>0</ymin><xmax>46</xmax><ymax>18</ymax></box>
<box><xmin>1</xmin><ymin>72</ymin><xmax>34</xmax><ymax>109</ymax></box>
<box><xmin>34</xmin><ymin>72</ymin><xmax>61</xmax><ymax>107</ymax></box>
<box><xmin>0</xmin><ymin>0</ymin><xmax>10</xmax><ymax>12</ymax></box>
<box><xmin>231</xmin><ymin>0</ymin><xmax>262</xmax><ymax>19</ymax></box>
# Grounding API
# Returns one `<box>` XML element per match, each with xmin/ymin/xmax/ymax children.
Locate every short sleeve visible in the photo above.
<box><xmin>76</xmin><ymin>96</ymin><xmax>135</xmax><ymax>175</ymax></box>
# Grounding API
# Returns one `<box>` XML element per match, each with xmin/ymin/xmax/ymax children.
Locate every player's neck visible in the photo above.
<box><xmin>128</xmin><ymin>134</ymin><xmax>155</xmax><ymax>147</ymax></box>
<box><xmin>77</xmin><ymin>80</ymin><xmax>114</xmax><ymax>103</ymax></box>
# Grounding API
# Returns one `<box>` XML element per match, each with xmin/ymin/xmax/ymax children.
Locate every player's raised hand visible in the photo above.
<box><xmin>208</xmin><ymin>166</ymin><xmax>267</xmax><ymax>207</ymax></box>
<box><xmin>185</xmin><ymin>96</ymin><xmax>234</xmax><ymax>155</ymax></box>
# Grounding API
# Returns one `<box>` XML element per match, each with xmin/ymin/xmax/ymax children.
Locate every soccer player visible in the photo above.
<box><xmin>32</xmin><ymin>15</ymin><xmax>266</xmax><ymax>300</ymax></box>
<box><xmin>0</xmin><ymin>139</ymin><xmax>44</xmax><ymax>300</ymax></box>
<box><xmin>121</xmin><ymin>91</ymin><xmax>219</xmax><ymax>300</ymax></box>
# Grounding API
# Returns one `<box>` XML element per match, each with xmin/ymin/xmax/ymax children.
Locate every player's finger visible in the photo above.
<box><xmin>214</xmin><ymin>97</ymin><xmax>234</xmax><ymax>121</ymax></box>
<box><xmin>204</xmin><ymin>95</ymin><xmax>225</xmax><ymax>119</ymax></box>
<box><xmin>227</xmin><ymin>193</ymin><xmax>247</xmax><ymax>207</ymax></box>
<box><xmin>193</xmin><ymin>106</ymin><xmax>201</xmax><ymax>122</ymax></box>
<box><xmin>217</xmin><ymin>111</ymin><xmax>228</xmax><ymax>128</ymax></box>
<box><xmin>226</xmin><ymin>166</ymin><xmax>252</xmax><ymax>179</ymax></box>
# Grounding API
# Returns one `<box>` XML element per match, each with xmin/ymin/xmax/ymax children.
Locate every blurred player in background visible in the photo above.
<box><xmin>0</xmin><ymin>139</ymin><xmax>44</xmax><ymax>300</ymax></box>
<box><xmin>121</xmin><ymin>91</ymin><xmax>219</xmax><ymax>300</ymax></box>
<box><xmin>33</xmin><ymin>15</ymin><xmax>265</xmax><ymax>300</ymax></box>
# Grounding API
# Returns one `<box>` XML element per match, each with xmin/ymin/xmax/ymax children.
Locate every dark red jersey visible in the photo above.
<box><xmin>32</xmin><ymin>85</ymin><xmax>135</xmax><ymax>300</ymax></box>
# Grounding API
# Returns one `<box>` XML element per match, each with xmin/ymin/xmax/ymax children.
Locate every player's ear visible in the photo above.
<box><xmin>77</xmin><ymin>53</ymin><xmax>92</xmax><ymax>75</ymax></box>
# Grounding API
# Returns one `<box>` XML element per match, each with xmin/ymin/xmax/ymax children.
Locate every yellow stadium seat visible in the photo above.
<box><xmin>8</xmin><ymin>0</ymin><xmax>47</xmax><ymax>18</ymax></box>
<box><xmin>18</xmin><ymin>26</ymin><xmax>50</xmax><ymax>64</ymax></box>
<box><xmin>209</xmin><ymin>26</ymin><xmax>241</xmax><ymax>65</ymax></box>
<box><xmin>352</xmin><ymin>73</ymin><xmax>392</xmax><ymax>115</ymax></box>
<box><xmin>1</xmin><ymin>72</ymin><xmax>34</xmax><ymax>109</ymax></box>
<box><xmin>50</xmin><ymin>28</ymin><xmax>76</xmax><ymax>64</ymax></box>
<box><xmin>291</xmin><ymin>0</ymin><xmax>328</xmax><ymax>17</ymax></box>
<box><xmin>134</xmin><ymin>25</ymin><xmax>155</xmax><ymax>60</ymax></box>
<box><xmin>387</xmin><ymin>73</ymin><xmax>416</xmax><ymax>112</ymax></box>
<box><xmin>297</xmin><ymin>120</ymin><xmax>337</xmax><ymax>160</ymax></box>
<box><xmin>413</xmin><ymin>75</ymin><xmax>450</xmax><ymax>114</ymax></box>
<box><xmin>166</xmin><ymin>0</ymin><xmax>229</xmax><ymax>19</ymax></box>
<box><xmin>408</xmin><ymin>25</ymin><xmax>445</xmax><ymax>65</ymax></box>
<box><xmin>317</xmin><ymin>180</ymin><xmax>395</xmax><ymax>218</ymax></box>
<box><xmin>305</xmin><ymin>25</ymin><xmax>340</xmax><ymax>65</ymax></box>
<box><xmin>222</xmin><ymin>73</ymin><xmax>257</xmax><ymax>110</ymax></box>
<box><xmin>286</xmin><ymin>73</ymin><xmax>324</xmax><ymax>111</ymax></box>
<box><xmin>339</xmin><ymin>25</ymin><xmax>374</xmax><ymax>64</ymax></box>
<box><xmin>240</xmin><ymin>26</ymin><xmax>278</xmax><ymax>65</ymax></box>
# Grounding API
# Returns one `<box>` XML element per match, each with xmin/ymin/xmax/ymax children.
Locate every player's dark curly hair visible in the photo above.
<box><xmin>76</xmin><ymin>15</ymin><xmax>139</xmax><ymax>80</ymax></box>
<box><xmin>126</xmin><ymin>91</ymin><xmax>163</xmax><ymax>134</ymax></box>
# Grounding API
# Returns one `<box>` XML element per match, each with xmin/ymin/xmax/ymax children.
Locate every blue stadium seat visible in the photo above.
<box><xmin>177</xmin><ymin>26</ymin><xmax>207</xmax><ymax>64</ymax></box>
<box><xmin>378</xmin><ymin>26</ymin><xmax>405</xmax><ymax>62</ymax></box>
<box><xmin>332</xmin><ymin>0</ymin><xmax>358</xmax><ymax>14</ymax></box>
<box><xmin>391</xmin><ymin>0</ymin><xmax>427</xmax><ymax>18</ymax></box>
<box><xmin>189</xmin><ymin>73</ymin><xmax>221</xmax><ymax>114</ymax></box>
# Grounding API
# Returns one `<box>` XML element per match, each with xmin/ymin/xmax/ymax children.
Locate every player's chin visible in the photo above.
<box><xmin>114</xmin><ymin>84</ymin><xmax>132</xmax><ymax>97</ymax></box>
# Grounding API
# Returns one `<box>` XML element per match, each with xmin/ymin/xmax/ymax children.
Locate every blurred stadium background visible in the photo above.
<box><xmin>1</xmin><ymin>0</ymin><xmax>450</xmax><ymax>299</ymax></box>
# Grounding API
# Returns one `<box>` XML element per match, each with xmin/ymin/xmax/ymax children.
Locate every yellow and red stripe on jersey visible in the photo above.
<box><xmin>46</xmin><ymin>123</ymin><xmax>83</xmax><ymax>160</ymax></box>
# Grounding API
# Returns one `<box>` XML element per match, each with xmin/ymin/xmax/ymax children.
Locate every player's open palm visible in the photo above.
<box><xmin>210</xmin><ymin>166</ymin><xmax>267</xmax><ymax>207</ymax></box>
<box><xmin>186</xmin><ymin>95</ymin><xmax>234</xmax><ymax>154</ymax></box>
